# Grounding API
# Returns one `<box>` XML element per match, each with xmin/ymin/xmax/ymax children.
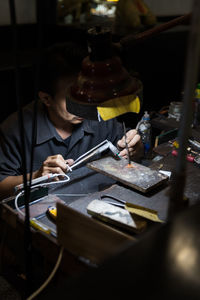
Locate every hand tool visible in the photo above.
<box><xmin>15</xmin><ymin>173</ymin><xmax>55</xmax><ymax>192</ymax></box>
<box><xmin>67</xmin><ymin>139</ymin><xmax>121</xmax><ymax>171</ymax></box>
<box><xmin>122</xmin><ymin>121</ymin><xmax>131</xmax><ymax>165</ymax></box>
<box><xmin>100</xmin><ymin>194</ymin><xmax>163</xmax><ymax>222</ymax></box>
<box><xmin>188</xmin><ymin>138</ymin><xmax>200</xmax><ymax>151</ymax></box>
<box><xmin>101</xmin><ymin>194</ymin><xmax>125</xmax><ymax>208</ymax></box>
<box><xmin>30</xmin><ymin>218</ymin><xmax>52</xmax><ymax>235</ymax></box>
<box><xmin>172</xmin><ymin>149</ymin><xmax>195</xmax><ymax>162</ymax></box>
<box><xmin>174</xmin><ymin>138</ymin><xmax>200</xmax><ymax>152</ymax></box>
<box><xmin>172</xmin><ymin>149</ymin><xmax>200</xmax><ymax>165</ymax></box>
<box><xmin>47</xmin><ymin>206</ymin><xmax>57</xmax><ymax>220</ymax></box>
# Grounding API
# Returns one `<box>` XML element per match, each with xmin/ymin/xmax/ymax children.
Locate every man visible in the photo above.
<box><xmin>0</xmin><ymin>42</ymin><xmax>143</xmax><ymax>200</ymax></box>
<box><xmin>114</xmin><ymin>0</ymin><xmax>157</xmax><ymax>35</ymax></box>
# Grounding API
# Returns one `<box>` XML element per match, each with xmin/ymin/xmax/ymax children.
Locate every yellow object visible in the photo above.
<box><xmin>125</xmin><ymin>202</ymin><xmax>164</xmax><ymax>223</ymax></box>
<box><xmin>97</xmin><ymin>95</ymin><xmax>140</xmax><ymax>121</ymax></box>
<box><xmin>48</xmin><ymin>206</ymin><xmax>57</xmax><ymax>219</ymax></box>
<box><xmin>173</xmin><ymin>141</ymin><xmax>179</xmax><ymax>148</ymax></box>
<box><xmin>195</xmin><ymin>84</ymin><xmax>200</xmax><ymax>98</ymax></box>
<box><xmin>30</xmin><ymin>218</ymin><xmax>51</xmax><ymax>234</ymax></box>
<box><xmin>154</xmin><ymin>136</ymin><xmax>159</xmax><ymax>148</ymax></box>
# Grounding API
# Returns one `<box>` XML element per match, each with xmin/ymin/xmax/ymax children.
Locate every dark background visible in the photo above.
<box><xmin>0</xmin><ymin>5</ymin><xmax>189</xmax><ymax>127</ymax></box>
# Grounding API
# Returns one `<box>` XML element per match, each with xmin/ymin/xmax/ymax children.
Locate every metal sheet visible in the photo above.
<box><xmin>87</xmin><ymin>156</ymin><xmax>168</xmax><ymax>193</ymax></box>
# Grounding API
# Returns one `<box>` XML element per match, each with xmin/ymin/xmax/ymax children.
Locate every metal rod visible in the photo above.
<box><xmin>168</xmin><ymin>0</ymin><xmax>200</xmax><ymax>219</ymax></box>
<box><xmin>122</xmin><ymin>122</ymin><xmax>131</xmax><ymax>165</ymax></box>
<box><xmin>120</xmin><ymin>13</ymin><xmax>191</xmax><ymax>50</ymax></box>
<box><xmin>112</xmin><ymin>13</ymin><xmax>192</xmax><ymax>55</ymax></box>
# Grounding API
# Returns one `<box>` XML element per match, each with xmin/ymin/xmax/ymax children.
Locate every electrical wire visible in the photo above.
<box><xmin>15</xmin><ymin>174</ymin><xmax>70</xmax><ymax>217</ymax></box>
<box><xmin>26</xmin><ymin>246</ymin><xmax>64</xmax><ymax>300</ymax></box>
<box><xmin>55</xmin><ymin>193</ymin><xmax>87</xmax><ymax>197</ymax></box>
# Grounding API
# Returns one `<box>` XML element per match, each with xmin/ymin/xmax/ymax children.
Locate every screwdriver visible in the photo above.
<box><xmin>30</xmin><ymin>218</ymin><xmax>51</xmax><ymax>234</ymax></box>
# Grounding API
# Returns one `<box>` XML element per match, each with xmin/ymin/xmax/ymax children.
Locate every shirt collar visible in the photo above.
<box><xmin>36</xmin><ymin>101</ymin><xmax>95</xmax><ymax>145</ymax></box>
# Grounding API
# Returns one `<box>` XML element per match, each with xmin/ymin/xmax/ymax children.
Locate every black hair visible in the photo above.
<box><xmin>38</xmin><ymin>41</ymin><xmax>88</xmax><ymax>96</ymax></box>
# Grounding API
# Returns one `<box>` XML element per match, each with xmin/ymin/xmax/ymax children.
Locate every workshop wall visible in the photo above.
<box><xmin>0</xmin><ymin>0</ymin><xmax>36</xmax><ymax>25</ymax></box>
<box><xmin>145</xmin><ymin>0</ymin><xmax>192</xmax><ymax>16</ymax></box>
<box><xmin>0</xmin><ymin>1</ymin><xmax>190</xmax><ymax>125</ymax></box>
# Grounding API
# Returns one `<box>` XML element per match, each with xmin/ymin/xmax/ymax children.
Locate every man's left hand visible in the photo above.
<box><xmin>117</xmin><ymin>129</ymin><xmax>144</xmax><ymax>160</ymax></box>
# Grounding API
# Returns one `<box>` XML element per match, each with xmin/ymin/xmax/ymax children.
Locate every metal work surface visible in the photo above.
<box><xmin>69</xmin><ymin>183</ymin><xmax>169</xmax><ymax>223</ymax></box>
<box><xmin>5</xmin><ymin>151</ymin><xmax>199</xmax><ymax>232</ymax></box>
<box><xmin>70</xmin><ymin>151</ymin><xmax>200</xmax><ymax>223</ymax></box>
<box><xmin>87</xmin><ymin>156</ymin><xmax>168</xmax><ymax>193</ymax></box>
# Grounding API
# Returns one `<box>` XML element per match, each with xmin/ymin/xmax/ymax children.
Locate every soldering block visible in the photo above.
<box><xmin>87</xmin><ymin>200</ymin><xmax>147</xmax><ymax>233</ymax></box>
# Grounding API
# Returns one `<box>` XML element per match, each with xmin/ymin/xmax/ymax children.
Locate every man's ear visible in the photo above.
<box><xmin>38</xmin><ymin>91</ymin><xmax>52</xmax><ymax>107</ymax></box>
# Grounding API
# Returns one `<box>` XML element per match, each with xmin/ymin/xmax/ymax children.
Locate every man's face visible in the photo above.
<box><xmin>47</xmin><ymin>78</ymin><xmax>84</xmax><ymax>125</ymax></box>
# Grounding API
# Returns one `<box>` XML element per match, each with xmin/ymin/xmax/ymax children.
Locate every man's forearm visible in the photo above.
<box><xmin>0</xmin><ymin>175</ymin><xmax>28</xmax><ymax>200</ymax></box>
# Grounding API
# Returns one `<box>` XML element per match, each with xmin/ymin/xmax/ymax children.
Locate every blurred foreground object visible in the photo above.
<box><xmin>114</xmin><ymin>0</ymin><xmax>157</xmax><ymax>35</ymax></box>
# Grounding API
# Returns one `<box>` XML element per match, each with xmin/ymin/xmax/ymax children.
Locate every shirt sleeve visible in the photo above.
<box><xmin>0</xmin><ymin>122</ymin><xmax>22</xmax><ymax>182</ymax></box>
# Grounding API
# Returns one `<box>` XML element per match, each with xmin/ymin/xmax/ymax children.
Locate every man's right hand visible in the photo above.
<box><xmin>33</xmin><ymin>154</ymin><xmax>74</xmax><ymax>180</ymax></box>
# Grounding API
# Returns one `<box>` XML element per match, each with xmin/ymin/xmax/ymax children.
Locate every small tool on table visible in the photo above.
<box><xmin>47</xmin><ymin>206</ymin><xmax>57</xmax><ymax>220</ymax></box>
<box><xmin>100</xmin><ymin>194</ymin><xmax>163</xmax><ymax>223</ymax></box>
<box><xmin>188</xmin><ymin>138</ymin><xmax>200</xmax><ymax>151</ymax></box>
<box><xmin>172</xmin><ymin>149</ymin><xmax>200</xmax><ymax>165</ymax></box>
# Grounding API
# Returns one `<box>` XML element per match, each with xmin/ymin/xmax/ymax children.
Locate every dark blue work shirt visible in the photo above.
<box><xmin>0</xmin><ymin>100</ymin><xmax>125</xmax><ymax>194</ymax></box>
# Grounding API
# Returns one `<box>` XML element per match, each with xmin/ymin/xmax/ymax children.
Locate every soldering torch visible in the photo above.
<box><xmin>67</xmin><ymin>139</ymin><xmax>121</xmax><ymax>171</ymax></box>
<box><xmin>14</xmin><ymin>140</ymin><xmax>120</xmax><ymax>191</ymax></box>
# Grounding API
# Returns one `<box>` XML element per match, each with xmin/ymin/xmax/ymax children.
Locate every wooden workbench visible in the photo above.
<box><xmin>0</xmin><ymin>143</ymin><xmax>200</xmax><ymax>296</ymax></box>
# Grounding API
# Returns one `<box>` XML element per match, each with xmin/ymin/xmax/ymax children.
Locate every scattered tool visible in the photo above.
<box><xmin>172</xmin><ymin>140</ymin><xmax>179</xmax><ymax>149</ymax></box>
<box><xmin>100</xmin><ymin>194</ymin><xmax>163</xmax><ymax>223</ymax></box>
<box><xmin>172</xmin><ymin>138</ymin><xmax>200</xmax><ymax>152</ymax></box>
<box><xmin>172</xmin><ymin>149</ymin><xmax>195</xmax><ymax>162</ymax></box>
<box><xmin>170</xmin><ymin>138</ymin><xmax>200</xmax><ymax>166</ymax></box>
<box><xmin>187</xmin><ymin>147</ymin><xmax>200</xmax><ymax>156</ymax></box>
<box><xmin>30</xmin><ymin>218</ymin><xmax>52</xmax><ymax>235</ymax></box>
<box><xmin>188</xmin><ymin>138</ymin><xmax>200</xmax><ymax>151</ymax></box>
<box><xmin>87</xmin><ymin>199</ymin><xmax>147</xmax><ymax>233</ymax></box>
<box><xmin>122</xmin><ymin>121</ymin><xmax>131</xmax><ymax>166</ymax></box>
<box><xmin>172</xmin><ymin>149</ymin><xmax>200</xmax><ymax>165</ymax></box>
<box><xmin>47</xmin><ymin>206</ymin><xmax>57</xmax><ymax>220</ymax></box>
<box><xmin>67</xmin><ymin>139</ymin><xmax>121</xmax><ymax>171</ymax></box>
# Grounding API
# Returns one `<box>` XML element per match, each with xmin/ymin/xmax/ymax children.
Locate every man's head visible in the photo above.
<box><xmin>38</xmin><ymin>41</ymin><xmax>87</xmax><ymax>97</ymax></box>
<box><xmin>38</xmin><ymin>41</ymin><xmax>88</xmax><ymax>125</ymax></box>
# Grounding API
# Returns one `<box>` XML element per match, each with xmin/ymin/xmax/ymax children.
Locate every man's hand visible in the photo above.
<box><xmin>117</xmin><ymin>129</ymin><xmax>144</xmax><ymax>160</ymax></box>
<box><xmin>33</xmin><ymin>154</ymin><xmax>74</xmax><ymax>180</ymax></box>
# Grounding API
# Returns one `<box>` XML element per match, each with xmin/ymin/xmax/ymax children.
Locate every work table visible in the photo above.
<box><xmin>0</xmin><ymin>138</ymin><xmax>200</xmax><ymax>295</ymax></box>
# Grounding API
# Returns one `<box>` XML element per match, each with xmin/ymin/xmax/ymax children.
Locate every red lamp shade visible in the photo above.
<box><xmin>66</xmin><ymin>26</ymin><xmax>142</xmax><ymax>120</ymax></box>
